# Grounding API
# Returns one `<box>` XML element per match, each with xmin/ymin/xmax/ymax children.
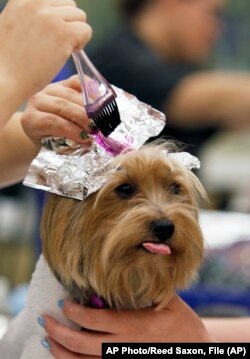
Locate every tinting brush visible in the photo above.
<box><xmin>72</xmin><ymin>50</ymin><xmax>121</xmax><ymax>137</ymax></box>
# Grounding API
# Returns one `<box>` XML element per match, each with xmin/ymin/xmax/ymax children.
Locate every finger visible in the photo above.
<box><xmin>44</xmin><ymin>81</ymin><xmax>83</xmax><ymax>108</ymax></box>
<box><xmin>31</xmin><ymin>112</ymin><xmax>92</xmax><ymax>144</ymax></box>
<box><xmin>59</xmin><ymin>75</ymin><xmax>82</xmax><ymax>93</ymax></box>
<box><xmin>61</xmin><ymin>74</ymin><xmax>82</xmax><ymax>93</ymax></box>
<box><xmin>62</xmin><ymin>301</ymin><xmax>163</xmax><ymax>335</ymax></box>
<box><xmin>34</xmin><ymin>93</ymin><xmax>89</xmax><ymax>130</ymax></box>
<box><xmin>49</xmin><ymin>338</ymin><xmax>97</xmax><ymax>359</ymax></box>
<box><xmin>52</xmin><ymin>7</ymin><xmax>87</xmax><ymax>22</ymax></box>
<box><xmin>44</xmin><ymin>315</ymin><xmax>104</xmax><ymax>356</ymax></box>
<box><xmin>62</xmin><ymin>301</ymin><xmax>138</xmax><ymax>334</ymax></box>
<box><xmin>62</xmin><ymin>302</ymin><xmax>112</xmax><ymax>333</ymax></box>
<box><xmin>67</xmin><ymin>22</ymin><xmax>92</xmax><ymax>51</ymax></box>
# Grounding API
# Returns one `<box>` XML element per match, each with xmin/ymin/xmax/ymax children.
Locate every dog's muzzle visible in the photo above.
<box><xmin>151</xmin><ymin>218</ymin><xmax>175</xmax><ymax>241</ymax></box>
<box><xmin>142</xmin><ymin>218</ymin><xmax>175</xmax><ymax>255</ymax></box>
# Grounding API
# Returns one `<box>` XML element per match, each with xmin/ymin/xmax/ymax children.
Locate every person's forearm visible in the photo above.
<box><xmin>167</xmin><ymin>71</ymin><xmax>250</xmax><ymax>129</ymax></box>
<box><xmin>0</xmin><ymin>72</ymin><xmax>24</xmax><ymax>130</ymax></box>
<box><xmin>0</xmin><ymin>112</ymin><xmax>39</xmax><ymax>188</ymax></box>
<box><xmin>204</xmin><ymin>317</ymin><xmax>250</xmax><ymax>342</ymax></box>
<box><xmin>0</xmin><ymin>0</ymin><xmax>91</xmax><ymax>130</ymax></box>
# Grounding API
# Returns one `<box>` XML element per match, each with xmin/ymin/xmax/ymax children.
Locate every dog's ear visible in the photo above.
<box><xmin>40</xmin><ymin>194</ymin><xmax>83</xmax><ymax>283</ymax></box>
<box><xmin>40</xmin><ymin>194</ymin><xmax>67</xmax><ymax>267</ymax></box>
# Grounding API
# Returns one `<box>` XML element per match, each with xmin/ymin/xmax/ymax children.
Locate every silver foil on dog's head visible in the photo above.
<box><xmin>166</xmin><ymin>151</ymin><xmax>200</xmax><ymax>170</ymax></box>
<box><xmin>23</xmin><ymin>87</ymin><xmax>166</xmax><ymax>200</ymax></box>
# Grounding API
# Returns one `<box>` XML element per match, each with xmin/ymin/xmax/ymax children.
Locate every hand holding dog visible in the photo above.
<box><xmin>43</xmin><ymin>296</ymin><xmax>214</xmax><ymax>358</ymax></box>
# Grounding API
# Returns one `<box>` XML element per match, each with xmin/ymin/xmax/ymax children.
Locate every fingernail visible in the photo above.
<box><xmin>88</xmin><ymin>121</ymin><xmax>99</xmax><ymax>134</ymax></box>
<box><xmin>41</xmin><ymin>339</ymin><xmax>51</xmax><ymax>350</ymax></box>
<box><xmin>57</xmin><ymin>299</ymin><xmax>64</xmax><ymax>309</ymax></box>
<box><xmin>80</xmin><ymin>131</ymin><xmax>90</xmax><ymax>139</ymax></box>
<box><xmin>37</xmin><ymin>316</ymin><xmax>45</xmax><ymax>328</ymax></box>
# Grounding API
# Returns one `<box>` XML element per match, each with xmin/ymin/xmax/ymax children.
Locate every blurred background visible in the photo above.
<box><xmin>0</xmin><ymin>0</ymin><xmax>250</xmax><ymax>338</ymax></box>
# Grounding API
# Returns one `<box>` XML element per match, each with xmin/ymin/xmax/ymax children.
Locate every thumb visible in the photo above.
<box><xmin>61</xmin><ymin>75</ymin><xmax>82</xmax><ymax>93</ymax></box>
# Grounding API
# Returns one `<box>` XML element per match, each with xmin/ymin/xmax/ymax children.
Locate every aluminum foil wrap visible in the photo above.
<box><xmin>24</xmin><ymin>86</ymin><xmax>200</xmax><ymax>200</ymax></box>
<box><xmin>23</xmin><ymin>87</ymin><xmax>166</xmax><ymax>200</ymax></box>
<box><xmin>167</xmin><ymin>152</ymin><xmax>200</xmax><ymax>170</ymax></box>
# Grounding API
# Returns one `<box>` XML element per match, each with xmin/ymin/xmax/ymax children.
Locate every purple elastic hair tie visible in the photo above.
<box><xmin>89</xmin><ymin>295</ymin><xmax>107</xmax><ymax>309</ymax></box>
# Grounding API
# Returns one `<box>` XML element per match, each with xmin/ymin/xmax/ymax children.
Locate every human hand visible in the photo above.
<box><xmin>21</xmin><ymin>75</ymin><xmax>94</xmax><ymax>148</ymax></box>
<box><xmin>0</xmin><ymin>0</ymin><xmax>92</xmax><ymax>99</ymax></box>
<box><xmin>41</xmin><ymin>295</ymin><xmax>214</xmax><ymax>358</ymax></box>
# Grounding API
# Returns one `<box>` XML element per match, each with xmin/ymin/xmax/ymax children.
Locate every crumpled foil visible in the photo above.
<box><xmin>167</xmin><ymin>152</ymin><xmax>200</xmax><ymax>171</ymax></box>
<box><xmin>23</xmin><ymin>86</ymin><xmax>200</xmax><ymax>200</ymax></box>
<box><xmin>24</xmin><ymin>87</ymin><xmax>165</xmax><ymax>200</ymax></box>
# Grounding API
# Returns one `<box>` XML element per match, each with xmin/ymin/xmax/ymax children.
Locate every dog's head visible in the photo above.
<box><xmin>41</xmin><ymin>142</ymin><xmax>206</xmax><ymax>309</ymax></box>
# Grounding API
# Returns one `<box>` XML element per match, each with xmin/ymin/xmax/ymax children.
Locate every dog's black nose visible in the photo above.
<box><xmin>151</xmin><ymin>219</ymin><xmax>175</xmax><ymax>241</ymax></box>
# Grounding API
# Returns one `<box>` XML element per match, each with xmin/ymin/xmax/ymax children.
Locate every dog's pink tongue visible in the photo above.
<box><xmin>143</xmin><ymin>242</ymin><xmax>171</xmax><ymax>255</ymax></box>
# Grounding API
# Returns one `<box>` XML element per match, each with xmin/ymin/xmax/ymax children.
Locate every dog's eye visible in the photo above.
<box><xmin>169</xmin><ymin>183</ymin><xmax>181</xmax><ymax>195</ymax></box>
<box><xmin>115</xmin><ymin>183</ymin><xmax>136</xmax><ymax>198</ymax></box>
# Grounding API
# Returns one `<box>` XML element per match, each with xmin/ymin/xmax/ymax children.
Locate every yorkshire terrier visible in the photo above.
<box><xmin>0</xmin><ymin>142</ymin><xmax>207</xmax><ymax>359</ymax></box>
<box><xmin>41</xmin><ymin>142</ymin><xmax>206</xmax><ymax>310</ymax></box>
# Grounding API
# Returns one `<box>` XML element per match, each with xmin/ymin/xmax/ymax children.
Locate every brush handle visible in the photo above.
<box><xmin>72</xmin><ymin>50</ymin><xmax>116</xmax><ymax>118</ymax></box>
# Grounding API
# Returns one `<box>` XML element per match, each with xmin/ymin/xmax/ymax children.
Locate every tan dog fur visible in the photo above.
<box><xmin>40</xmin><ymin>142</ymin><xmax>206</xmax><ymax>310</ymax></box>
